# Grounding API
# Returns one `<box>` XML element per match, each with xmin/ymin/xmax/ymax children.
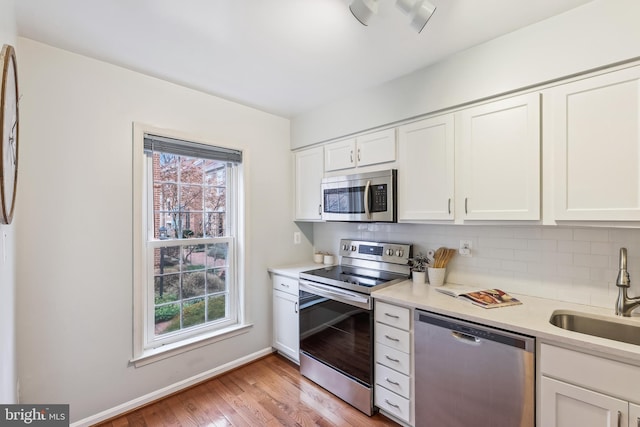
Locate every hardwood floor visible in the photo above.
<box><xmin>95</xmin><ymin>353</ymin><xmax>400</xmax><ymax>427</ymax></box>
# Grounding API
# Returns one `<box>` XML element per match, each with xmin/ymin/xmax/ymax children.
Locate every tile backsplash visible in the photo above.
<box><xmin>312</xmin><ymin>222</ymin><xmax>640</xmax><ymax>309</ymax></box>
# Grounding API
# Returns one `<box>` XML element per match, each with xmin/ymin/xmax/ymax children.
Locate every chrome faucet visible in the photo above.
<box><xmin>615</xmin><ymin>247</ymin><xmax>640</xmax><ymax>316</ymax></box>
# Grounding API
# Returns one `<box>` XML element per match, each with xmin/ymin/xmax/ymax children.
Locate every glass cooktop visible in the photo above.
<box><xmin>300</xmin><ymin>265</ymin><xmax>409</xmax><ymax>293</ymax></box>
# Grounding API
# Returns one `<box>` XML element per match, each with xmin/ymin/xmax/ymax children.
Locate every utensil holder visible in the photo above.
<box><xmin>428</xmin><ymin>267</ymin><xmax>446</xmax><ymax>286</ymax></box>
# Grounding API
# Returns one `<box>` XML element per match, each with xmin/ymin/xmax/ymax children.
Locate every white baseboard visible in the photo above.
<box><xmin>71</xmin><ymin>348</ymin><xmax>274</xmax><ymax>427</ymax></box>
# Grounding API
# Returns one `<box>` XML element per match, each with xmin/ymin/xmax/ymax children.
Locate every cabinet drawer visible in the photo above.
<box><xmin>375</xmin><ymin>301</ymin><xmax>410</xmax><ymax>330</ymax></box>
<box><xmin>272</xmin><ymin>275</ymin><xmax>299</xmax><ymax>296</ymax></box>
<box><xmin>541</xmin><ymin>343</ymin><xmax>640</xmax><ymax>402</ymax></box>
<box><xmin>376</xmin><ymin>323</ymin><xmax>410</xmax><ymax>353</ymax></box>
<box><xmin>375</xmin><ymin>385</ymin><xmax>410</xmax><ymax>423</ymax></box>
<box><xmin>375</xmin><ymin>342</ymin><xmax>410</xmax><ymax>375</ymax></box>
<box><xmin>375</xmin><ymin>363</ymin><xmax>410</xmax><ymax>399</ymax></box>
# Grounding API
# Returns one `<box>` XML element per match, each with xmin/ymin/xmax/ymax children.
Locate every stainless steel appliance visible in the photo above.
<box><xmin>321</xmin><ymin>169</ymin><xmax>397</xmax><ymax>222</ymax></box>
<box><xmin>414</xmin><ymin>310</ymin><xmax>535</xmax><ymax>427</ymax></box>
<box><xmin>299</xmin><ymin>239</ymin><xmax>411</xmax><ymax>415</ymax></box>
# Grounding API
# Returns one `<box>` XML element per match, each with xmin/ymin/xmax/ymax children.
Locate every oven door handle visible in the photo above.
<box><xmin>299</xmin><ymin>280</ymin><xmax>371</xmax><ymax>310</ymax></box>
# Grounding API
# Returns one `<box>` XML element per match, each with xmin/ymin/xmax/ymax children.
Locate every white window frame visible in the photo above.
<box><xmin>132</xmin><ymin>123</ymin><xmax>250</xmax><ymax>366</ymax></box>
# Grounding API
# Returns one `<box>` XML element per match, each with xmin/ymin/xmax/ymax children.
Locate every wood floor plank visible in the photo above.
<box><xmin>94</xmin><ymin>354</ymin><xmax>400</xmax><ymax>427</ymax></box>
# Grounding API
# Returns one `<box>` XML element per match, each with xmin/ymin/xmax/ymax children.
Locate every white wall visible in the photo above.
<box><xmin>0</xmin><ymin>0</ymin><xmax>18</xmax><ymax>405</ymax></box>
<box><xmin>291</xmin><ymin>0</ymin><xmax>640</xmax><ymax>148</ymax></box>
<box><xmin>15</xmin><ymin>38</ymin><xmax>311</xmax><ymax>423</ymax></box>
<box><xmin>313</xmin><ymin>222</ymin><xmax>640</xmax><ymax>309</ymax></box>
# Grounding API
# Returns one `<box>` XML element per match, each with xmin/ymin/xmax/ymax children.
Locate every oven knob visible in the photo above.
<box><xmin>342</xmin><ymin>244</ymin><xmax>349</xmax><ymax>251</ymax></box>
<box><xmin>351</xmin><ymin>245</ymin><xmax>357</xmax><ymax>251</ymax></box>
<box><xmin>386</xmin><ymin>249</ymin><xmax>393</xmax><ymax>256</ymax></box>
<box><xmin>396</xmin><ymin>250</ymin><xmax>404</xmax><ymax>257</ymax></box>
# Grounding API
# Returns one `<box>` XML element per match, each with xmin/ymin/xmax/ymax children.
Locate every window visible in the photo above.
<box><xmin>133</xmin><ymin>125</ymin><xmax>247</xmax><ymax>364</ymax></box>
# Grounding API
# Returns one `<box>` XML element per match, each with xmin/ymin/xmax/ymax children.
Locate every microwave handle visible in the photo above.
<box><xmin>364</xmin><ymin>180</ymin><xmax>371</xmax><ymax>219</ymax></box>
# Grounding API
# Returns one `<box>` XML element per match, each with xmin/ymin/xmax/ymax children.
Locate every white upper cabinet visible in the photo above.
<box><xmin>324</xmin><ymin>138</ymin><xmax>356</xmax><ymax>172</ymax></box>
<box><xmin>294</xmin><ymin>146</ymin><xmax>324</xmax><ymax>221</ymax></box>
<box><xmin>397</xmin><ymin>114</ymin><xmax>455</xmax><ymax>221</ymax></box>
<box><xmin>459</xmin><ymin>92</ymin><xmax>541</xmax><ymax>221</ymax></box>
<box><xmin>324</xmin><ymin>129</ymin><xmax>396</xmax><ymax>173</ymax></box>
<box><xmin>547</xmin><ymin>65</ymin><xmax>640</xmax><ymax>221</ymax></box>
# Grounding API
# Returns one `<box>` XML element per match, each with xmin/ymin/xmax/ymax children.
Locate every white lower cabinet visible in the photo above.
<box><xmin>272</xmin><ymin>274</ymin><xmax>299</xmax><ymax>363</ymax></box>
<box><xmin>540</xmin><ymin>343</ymin><xmax>640</xmax><ymax>427</ymax></box>
<box><xmin>374</xmin><ymin>301</ymin><xmax>413</xmax><ymax>425</ymax></box>
<box><xmin>541</xmin><ymin>376</ymin><xmax>628</xmax><ymax>427</ymax></box>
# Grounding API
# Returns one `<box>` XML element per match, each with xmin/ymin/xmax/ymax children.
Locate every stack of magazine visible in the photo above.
<box><xmin>435</xmin><ymin>286</ymin><xmax>522</xmax><ymax>309</ymax></box>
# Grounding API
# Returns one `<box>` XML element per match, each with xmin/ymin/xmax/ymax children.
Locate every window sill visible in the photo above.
<box><xmin>130</xmin><ymin>323</ymin><xmax>253</xmax><ymax>368</ymax></box>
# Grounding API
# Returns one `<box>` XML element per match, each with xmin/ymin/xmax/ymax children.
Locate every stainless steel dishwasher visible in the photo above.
<box><xmin>414</xmin><ymin>310</ymin><xmax>535</xmax><ymax>427</ymax></box>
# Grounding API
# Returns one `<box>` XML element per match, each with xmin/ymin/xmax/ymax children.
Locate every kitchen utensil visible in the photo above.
<box><xmin>433</xmin><ymin>247</ymin><xmax>456</xmax><ymax>268</ymax></box>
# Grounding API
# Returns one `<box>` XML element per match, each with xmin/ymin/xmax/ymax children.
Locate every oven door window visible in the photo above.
<box><xmin>299</xmin><ymin>291</ymin><xmax>372</xmax><ymax>386</ymax></box>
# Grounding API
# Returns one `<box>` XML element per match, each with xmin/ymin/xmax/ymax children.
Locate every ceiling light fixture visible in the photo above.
<box><xmin>396</xmin><ymin>0</ymin><xmax>437</xmax><ymax>33</ymax></box>
<box><xmin>350</xmin><ymin>0</ymin><xmax>436</xmax><ymax>33</ymax></box>
<box><xmin>349</xmin><ymin>0</ymin><xmax>378</xmax><ymax>26</ymax></box>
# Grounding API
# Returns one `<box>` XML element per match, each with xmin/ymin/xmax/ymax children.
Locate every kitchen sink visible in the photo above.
<box><xmin>549</xmin><ymin>310</ymin><xmax>640</xmax><ymax>346</ymax></box>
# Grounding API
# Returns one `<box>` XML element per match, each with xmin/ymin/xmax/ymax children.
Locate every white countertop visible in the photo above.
<box><xmin>268</xmin><ymin>262</ymin><xmax>326</xmax><ymax>279</ymax></box>
<box><xmin>373</xmin><ymin>281</ymin><xmax>640</xmax><ymax>365</ymax></box>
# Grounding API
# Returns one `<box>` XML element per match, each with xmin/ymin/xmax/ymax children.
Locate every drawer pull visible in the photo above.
<box><xmin>385</xmin><ymin>399</ymin><xmax>400</xmax><ymax>409</ymax></box>
<box><xmin>384</xmin><ymin>334</ymin><xmax>400</xmax><ymax>342</ymax></box>
<box><xmin>384</xmin><ymin>312</ymin><xmax>400</xmax><ymax>319</ymax></box>
<box><xmin>385</xmin><ymin>355</ymin><xmax>400</xmax><ymax>363</ymax></box>
<box><xmin>280</xmin><ymin>283</ymin><xmax>290</xmax><ymax>288</ymax></box>
<box><xmin>385</xmin><ymin>377</ymin><xmax>400</xmax><ymax>386</ymax></box>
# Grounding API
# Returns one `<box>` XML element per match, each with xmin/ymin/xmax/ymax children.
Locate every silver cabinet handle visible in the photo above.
<box><xmin>357</xmin><ymin>148</ymin><xmax>361</xmax><ymax>162</ymax></box>
<box><xmin>384</xmin><ymin>334</ymin><xmax>400</xmax><ymax>342</ymax></box>
<box><xmin>385</xmin><ymin>377</ymin><xmax>400</xmax><ymax>386</ymax></box>
<box><xmin>385</xmin><ymin>355</ymin><xmax>400</xmax><ymax>363</ymax></box>
<box><xmin>384</xmin><ymin>312</ymin><xmax>400</xmax><ymax>319</ymax></box>
<box><xmin>385</xmin><ymin>399</ymin><xmax>400</xmax><ymax>409</ymax></box>
<box><xmin>617</xmin><ymin>411</ymin><xmax>621</xmax><ymax>427</ymax></box>
<box><xmin>318</xmin><ymin>203</ymin><xmax>322</xmax><ymax>216</ymax></box>
<box><xmin>465</xmin><ymin>197</ymin><xmax>468</xmax><ymax>214</ymax></box>
<box><xmin>280</xmin><ymin>283</ymin><xmax>290</xmax><ymax>288</ymax></box>
<box><xmin>350</xmin><ymin>150</ymin><xmax>353</xmax><ymax>163</ymax></box>
<box><xmin>294</xmin><ymin>301</ymin><xmax>298</xmax><ymax>314</ymax></box>
<box><xmin>448</xmin><ymin>198</ymin><xmax>451</xmax><ymax>215</ymax></box>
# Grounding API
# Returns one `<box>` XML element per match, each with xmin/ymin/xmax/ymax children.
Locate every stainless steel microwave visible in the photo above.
<box><xmin>321</xmin><ymin>169</ymin><xmax>397</xmax><ymax>222</ymax></box>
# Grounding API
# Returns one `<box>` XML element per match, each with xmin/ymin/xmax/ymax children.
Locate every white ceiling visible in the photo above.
<box><xmin>15</xmin><ymin>0</ymin><xmax>594</xmax><ymax>118</ymax></box>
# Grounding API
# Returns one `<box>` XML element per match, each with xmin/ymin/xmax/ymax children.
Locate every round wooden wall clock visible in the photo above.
<box><xmin>0</xmin><ymin>44</ymin><xmax>19</xmax><ymax>225</ymax></box>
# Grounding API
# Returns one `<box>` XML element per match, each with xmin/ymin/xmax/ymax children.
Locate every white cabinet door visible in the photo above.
<box><xmin>548</xmin><ymin>66</ymin><xmax>640</xmax><ymax>221</ymax></box>
<box><xmin>357</xmin><ymin>128</ymin><xmax>396</xmax><ymax>167</ymax></box>
<box><xmin>324</xmin><ymin>129</ymin><xmax>396</xmax><ymax>173</ymax></box>
<box><xmin>460</xmin><ymin>92</ymin><xmax>541</xmax><ymax>220</ymax></box>
<box><xmin>629</xmin><ymin>403</ymin><xmax>640</xmax><ymax>427</ymax></box>
<box><xmin>541</xmin><ymin>376</ymin><xmax>628</xmax><ymax>427</ymax></box>
<box><xmin>273</xmin><ymin>289</ymin><xmax>299</xmax><ymax>363</ymax></box>
<box><xmin>294</xmin><ymin>146</ymin><xmax>324</xmax><ymax>221</ymax></box>
<box><xmin>324</xmin><ymin>138</ymin><xmax>356</xmax><ymax>172</ymax></box>
<box><xmin>397</xmin><ymin>114</ymin><xmax>454</xmax><ymax>221</ymax></box>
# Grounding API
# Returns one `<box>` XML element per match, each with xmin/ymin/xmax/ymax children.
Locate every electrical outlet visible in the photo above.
<box><xmin>459</xmin><ymin>239</ymin><xmax>472</xmax><ymax>257</ymax></box>
<box><xmin>293</xmin><ymin>231</ymin><xmax>301</xmax><ymax>245</ymax></box>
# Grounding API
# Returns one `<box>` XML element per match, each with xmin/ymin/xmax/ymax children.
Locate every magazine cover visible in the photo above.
<box><xmin>462</xmin><ymin>289</ymin><xmax>521</xmax><ymax>308</ymax></box>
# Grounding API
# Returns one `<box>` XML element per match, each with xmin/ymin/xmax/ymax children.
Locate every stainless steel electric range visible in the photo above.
<box><xmin>298</xmin><ymin>239</ymin><xmax>412</xmax><ymax>416</ymax></box>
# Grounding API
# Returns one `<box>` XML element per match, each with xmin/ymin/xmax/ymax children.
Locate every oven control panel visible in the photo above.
<box><xmin>339</xmin><ymin>239</ymin><xmax>411</xmax><ymax>264</ymax></box>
